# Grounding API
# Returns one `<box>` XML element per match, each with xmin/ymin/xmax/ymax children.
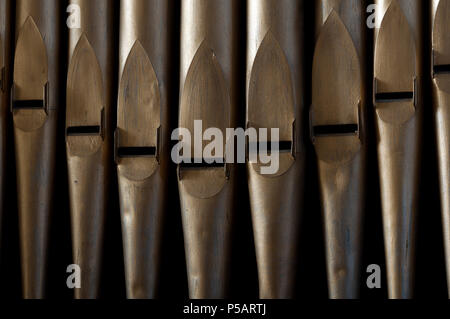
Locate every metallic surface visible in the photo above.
<box><xmin>0</xmin><ymin>0</ymin><xmax>11</xmax><ymax>252</ymax></box>
<box><xmin>432</xmin><ymin>0</ymin><xmax>450</xmax><ymax>297</ymax></box>
<box><xmin>66</xmin><ymin>0</ymin><xmax>114</xmax><ymax>299</ymax></box>
<box><xmin>13</xmin><ymin>0</ymin><xmax>60</xmax><ymax>298</ymax></box>
<box><xmin>246</xmin><ymin>0</ymin><xmax>305</xmax><ymax>299</ymax></box>
<box><xmin>179</xmin><ymin>0</ymin><xmax>237</xmax><ymax>299</ymax></box>
<box><xmin>117</xmin><ymin>0</ymin><xmax>170</xmax><ymax>299</ymax></box>
<box><xmin>312</xmin><ymin>0</ymin><xmax>367</xmax><ymax>299</ymax></box>
<box><xmin>374</xmin><ymin>0</ymin><xmax>423</xmax><ymax>299</ymax></box>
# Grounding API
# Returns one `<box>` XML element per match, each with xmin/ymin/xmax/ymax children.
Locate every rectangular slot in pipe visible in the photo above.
<box><xmin>12</xmin><ymin>99</ymin><xmax>45</xmax><ymax>109</ymax></box>
<box><xmin>117</xmin><ymin>147</ymin><xmax>156</xmax><ymax>158</ymax></box>
<box><xmin>67</xmin><ymin>125</ymin><xmax>101</xmax><ymax>136</ymax></box>
<box><xmin>375</xmin><ymin>91</ymin><xmax>414</xmax><ymax>103</ymax></box>
<box><xmin>434</xmin><ymin>64</ymin><xmax>450</xmax><ymax>75</ymax></box>
<box><xmin>313</xmin><ymin>124</ymin><xmax>358</xmax><ymax>137</ymax></box>
<box><xmin>248</xmin><ymin>141</ymin><xmax>292</xmax><ymax>153</ymax></box>
<box><xmin>179</xmin><ymin>160</ymin><xmax>226</xmax><ymax>169</ymax></box>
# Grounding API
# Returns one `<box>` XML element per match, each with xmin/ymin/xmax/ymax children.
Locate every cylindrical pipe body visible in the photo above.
<box><xmin>0</xmin><ymin>0</ymin><xmax>11</xmax><ymax>255</ymax></box>
<box><xmin>312</xmin><ymin>0</ymin><xmax>367</xmax><ymax>299</ymax></box>
<box><xmin>13</xmin><ymin>0</ymin><xmax>61</xmax><ymax>298</ymax></box>
<box><xmin>117</xmin><ymin>0</ymin><xmax>171</xmax><ymax>299</ymax></box>
<box><xmin>431</xmin><ymin>0</ymin><xmax>450</xmax><ymax>298</ymax></box>
<box><xmin>373</xmin><ymin>0</ymin><xmax>423</xmax><ymax>299</ymax></box>
<box><xmin>246</xmin><ymin>0</ymin><xmax>306</xmax><ymax>299</ymax></box>
<box><xmin>178</xmin><ymin>0</ymin><xmax>238</xmax><ymax>299</ymax></box>
<box><xmin>66</xmin><ymin>0</ymin><xmax>115</xmax><ymax>299</ymax></box>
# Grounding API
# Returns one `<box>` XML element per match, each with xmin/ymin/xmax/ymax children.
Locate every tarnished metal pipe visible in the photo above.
<box><xmin>178</xmin><ymin>0</ymin><xmax>238</xmax><ymax>299</ymax></box>
<box><xmin>373</xmin><ymin>0</ymin><xmax>423</xmax><ymax>299</ymax></box>
<box><xmin>0</xmin><ymin>0</ymin><xmax>11</xmax><ymax>253</ymax></box>
<box><xmin>13</xmin><ymin>0</ymin><xmax>61</xmax><ymax>298</ymax></box>
<box><xmin>312</xmin><ymin>0</ymin><xmax>367</xmax><ymax>299</ymax></box>
<box><xmin>246</xmin><ymin>0</ymin><xmax>305</xmax><ymax>299</ymax></box>
<box><xmin>117</xmin><ymin>0</ymin><xmax>171</xmax><ymax>299</ymax></box>
<box><xmin>431</xmin><ymin>0</ymin><xmax>450</xmax><ymax>298</ymax></box>
<box><xmin>66</xmin><ymin>0</ymin><xmax>115</xmax><ymax>299</ymax></box>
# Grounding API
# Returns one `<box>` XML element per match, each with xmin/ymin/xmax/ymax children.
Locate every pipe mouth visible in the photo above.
<box><xmin>434</xmin><ymin>64</ymin><xmax>450</xmax><ymax>76</ymax></box>
<box><xmin>67</xmin><ymin>125</ymin><xmax>102</xmax><ymax>136</ymax></box>
<box><xmin>313</xmin><ymin>124</ymin><xmax>359</xmax><ymax>137</ymax></box>
<box><xmin>117</xmin><ymin>147</ymin><xmax>157</xmax><ymax>158</ymax></box>
<box><xmin>375</xmin><ymin>91</ymin><xmax>414</xmax><ymax>103</ymax></box>
<box><xmin>179</xmin><ymin>160</ymin><xmax>226</xmax><ymax>170</ymax></box>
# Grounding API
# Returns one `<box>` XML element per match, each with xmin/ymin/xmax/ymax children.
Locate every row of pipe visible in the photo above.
<box><xmin>0</xmin><ymin>0</ymin><xmax>448</xmax><ymax>299</ymax></box>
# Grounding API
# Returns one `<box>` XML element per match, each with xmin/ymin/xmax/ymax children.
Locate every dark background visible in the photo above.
<box><xmin>0</xmin><ymin>0</ymin><xmax>447</xmax><ymax>301</ymax></box>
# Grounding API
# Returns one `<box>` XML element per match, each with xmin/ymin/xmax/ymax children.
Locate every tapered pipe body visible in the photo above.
<box><xmin>246</xmin><ymin>0</ymin><xmax>305</xmax><ymax>299</ymax></box>
<box><xmin>373</xmin><ymin>0</ymin><xmax>423</xmax><ymax>299</ymax></box>
<box><xmin>13</xmin><ymin>0</ymin><xmax>60</xmax><ymax>298</ymax></box>
<box><xmin>312</xmin><ymin>0</ymin><xmax>367</xmax><ymax>299</ymax></box>
<box><xmin>66</xmin><ymin>0</ymin><xmax>114</xmax><ymax>299</ymax></box>
<box><xmin>0</xmin><ymin>0</ymin><xmax>11</xmax><ymax>253</ymax></box>
<box><xmin>178</xmin><ymin>0</ymin><xmax>238</xmax><ymax>299</ymax></box>
<box><xmin>432</xmin><ymin>0</ymin><xmax>450</xmax><ymax>298</ymax></box>
<box><xmin>117</xmin><ymin>0</ymin><xmax>171</xmax><ymax>299</ymax></box>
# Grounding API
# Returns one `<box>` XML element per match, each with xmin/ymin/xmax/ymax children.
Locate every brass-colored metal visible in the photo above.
<box><xmin>13</xmin><ymin>0</ymin><xmax>61</xmax><ymax>298</ymax></box>
<box><xmin>179</xmin><ymin>0</ymin><xmax>237</xmax><ymax>299</ymax></box>
<box><xmin>312</xmin><ymin>0</ymin><xmax>367</xmax><ymax>299</ymax></box>
<box><xmin>117</xmin><ymin>0</ymin><xmax>170</xmax><ymax>299</ymax></box>
<box><xmin>432</xmin><ymin>0</ymin><xmax>450</xmax><ymax>298</ymax></box>
<box><xmin>374</xmin><ymin>0</ymin><xmax>423</xmax><ymax>299</ymax></box>
<box><xmin>66</xmin><ymin>0</ymin><xmax>114</xmax><ymax>299</ymax></box>
<box><xmin>0</xmin><ymin>0</ymin><xmax>11</xmax><ymax>252</ymax></box>
<box><xmin>246</xmin><ymin>0</ymin><xmax>305</xmax><ymax>299</ymax></box>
